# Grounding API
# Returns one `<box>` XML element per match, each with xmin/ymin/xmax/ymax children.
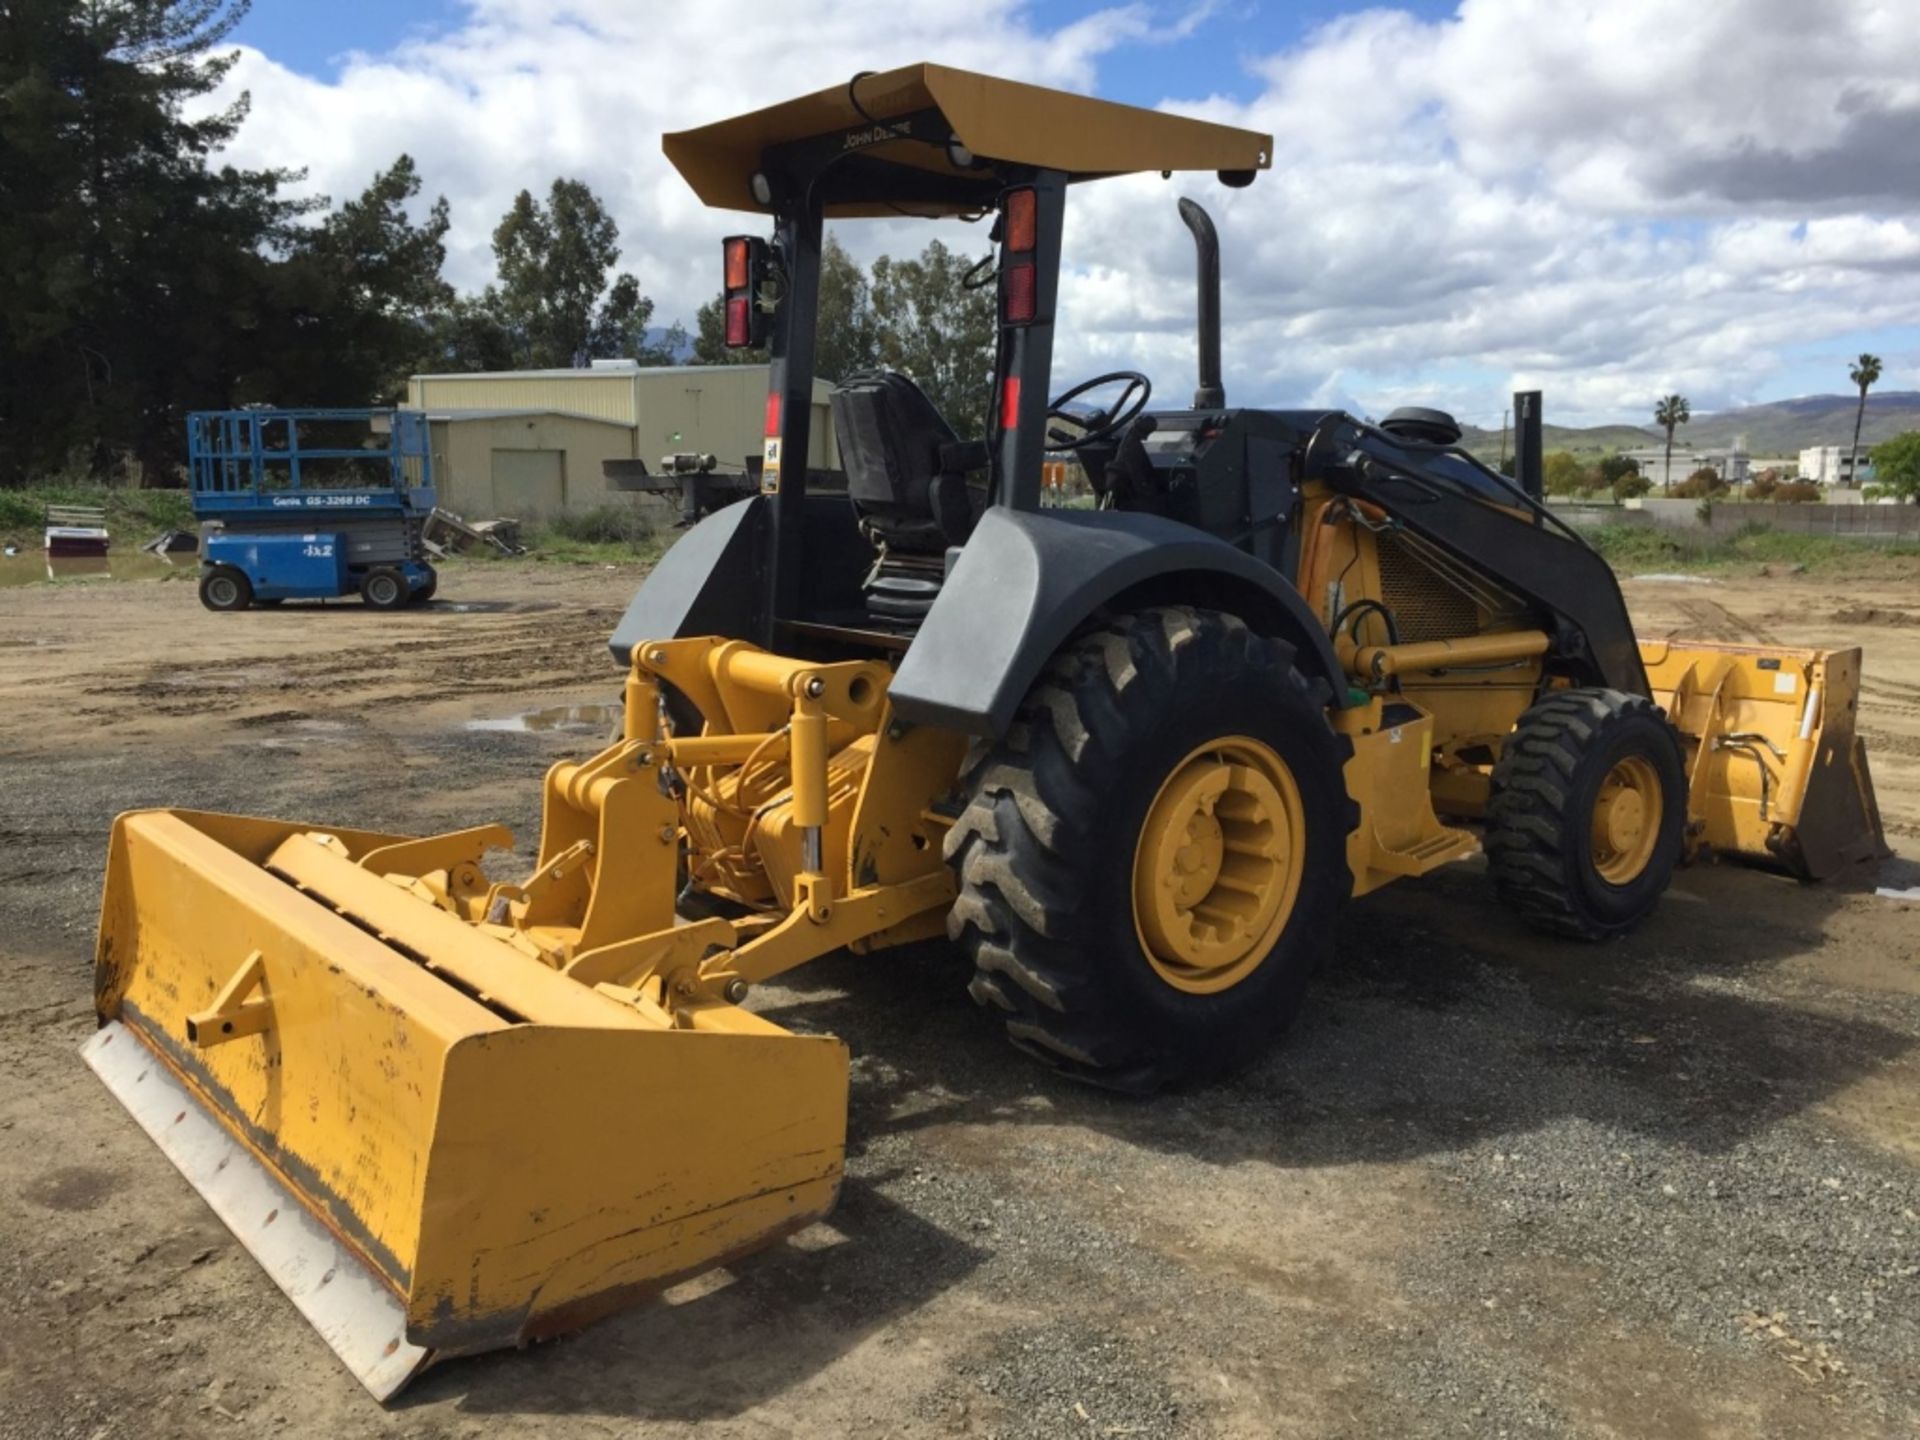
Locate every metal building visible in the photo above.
<box><xmin>406</xmin><ymin>361</ymin><xmax>837</xmax><ymax>518</ymax></box>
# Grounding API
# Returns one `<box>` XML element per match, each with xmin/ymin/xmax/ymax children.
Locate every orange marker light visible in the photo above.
<box><xmin>1003</xmin><ymin>261</ymin><xmax>1036</xmax><ymax>325</ymax></box>
<box><xmin>1005</xmin><ymin>188</ymin><xmax>1036</xmax><ymax>252</ymax></box>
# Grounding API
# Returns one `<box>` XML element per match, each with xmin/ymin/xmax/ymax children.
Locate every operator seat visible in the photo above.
<box><xmin>829</xmin><ymin>371</ymin><xmax>989</xmax><ymax>628</ymax></box>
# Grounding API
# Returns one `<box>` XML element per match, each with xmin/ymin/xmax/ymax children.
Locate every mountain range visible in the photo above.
<box><xmin>1454</xmin><ymin>391</ymin><xmax>1920</xmax><ymax>463</ymax></box>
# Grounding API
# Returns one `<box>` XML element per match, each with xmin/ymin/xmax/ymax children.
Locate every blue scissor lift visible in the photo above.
<box><xmin>187</xmin><ymin>408</ymin><xmax>439</xmax><ymax>612</ymax></box>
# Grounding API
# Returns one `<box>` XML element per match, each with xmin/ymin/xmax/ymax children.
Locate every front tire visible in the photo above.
<box><xmin>1485</xmin><ymin>688</ymin><xmax>1686</xmax><ymax>939</ymax></box>
<box><xmin>361</xmin><ymin>567</ymin><xmax>407</xmax><ymax>610</ymax></box>
<box><xmin>198</xmin><ymin>567</ymin><xmax>252</xmax><ymax>612</ymax></box>
<box><xmin>945</xmin><ymin>606</ymin><xmax>1356</xmax><ymax>1092</ymax></box>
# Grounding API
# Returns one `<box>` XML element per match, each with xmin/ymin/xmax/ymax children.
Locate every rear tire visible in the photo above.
<box><xmin>1486</xmin><ymin>688</ymin><xmax>1686</xmax><ymax>939</ymax></box>
<box><xmin>945</xmin><ymin>606</ymin><xmax>1356</xmax><ymax>1092</ymax></box>
<box><xmin>198</xmin><ymin>567</ymin><xmax>252</xmax><ymax>612</ymax></box>
<box><xmin>361</xmin><ymin>567</ymin><xmax>407</xmax><ymax>610</ymax></box>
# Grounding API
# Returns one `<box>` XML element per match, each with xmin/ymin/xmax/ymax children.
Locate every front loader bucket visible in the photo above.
<box><xmin>86</xmin><ymin>808</ymin><xmax>847</xmax><ymax>1400</ymax></box>
<box><xmin>1641</xmin><ymin>641</ymin><xmax>1890</xmax><ymax>879</ymax></box>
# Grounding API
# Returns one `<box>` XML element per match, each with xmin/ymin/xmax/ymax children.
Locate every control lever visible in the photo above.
<box><xmin>1103</xmin><ymin>413</ymin><xmax>1161</xmax><ymax>505</ymax></box>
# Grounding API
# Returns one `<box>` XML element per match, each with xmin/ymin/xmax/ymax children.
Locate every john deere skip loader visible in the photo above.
<box><xmin>86</xmin><ymin>64</ymin><xmax>1889</xmax><ymax>1398</ymax></box>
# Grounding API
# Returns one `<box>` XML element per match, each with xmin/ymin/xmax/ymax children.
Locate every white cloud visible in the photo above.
<box><xmin>204</xmin><ymin>0</ymin><xmax>1920</xmax><ymax>426</ymax></box>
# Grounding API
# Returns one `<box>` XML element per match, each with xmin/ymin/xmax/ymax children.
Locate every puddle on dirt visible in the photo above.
<box><xmin>0</xmin><ymin>552</ymin><xmax>187</xmax><ymax>587</ymax></box>
<box><xmin>466</xmin><ymin>703</ymin><xmax>620</xmax><ymax>735</ymax></box>
<box><xmin>254</xmin><ymin>719</ymin><xmax>355</xmax><ymax>749</ymax></box>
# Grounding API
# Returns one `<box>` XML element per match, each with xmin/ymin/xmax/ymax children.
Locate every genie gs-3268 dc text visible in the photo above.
<box><xmin>86</xmin><ymin>65</ymin><xmax>1888</xmax><ymax>1398</ymax></box>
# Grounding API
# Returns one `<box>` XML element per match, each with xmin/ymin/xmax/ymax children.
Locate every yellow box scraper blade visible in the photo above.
<box><xmin>86</xmin><ymin>808</ymin><xmax>848</xmax><ymax>1400</ymax></box>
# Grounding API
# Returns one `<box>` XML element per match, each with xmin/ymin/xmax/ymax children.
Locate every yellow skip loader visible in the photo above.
<box><xmin>86</xmin><ymin>65</ymin><xmax>1887</xmax><ymax>1398</ymax></box>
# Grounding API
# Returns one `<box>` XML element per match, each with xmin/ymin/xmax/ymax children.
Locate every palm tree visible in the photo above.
<box><xmin>1848</xmin><ymin>353</ymin><xmax>1882</xmax><ymax>488</ymax></box>
<box><xmin>1653</xmin><ymin>394</ymin><xmax>1691</xmax><ymax>493</ymax></box>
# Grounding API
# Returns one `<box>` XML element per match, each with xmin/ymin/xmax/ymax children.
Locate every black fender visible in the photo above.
<box><xmin>608</xmin><ymin>494</ymin><xmax>873</xmax><ymax>667</ymax></box>
<box><xmin>608</xmin><ymin>496</ymin><xmax>768</xmax><ymax>667</ymax></box>
<box><xmin>888</xmin><ymin>507</ymin><xmax>1349</xmax><ymax>737</ymax></box>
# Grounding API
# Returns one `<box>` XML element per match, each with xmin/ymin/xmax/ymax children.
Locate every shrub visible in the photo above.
<box><xmin>0</xmin><ymin>483</ymin><xmax>194</xmax><ymax>539</ymax></box>
<box><xmin>1672</xmin><ymin>468</ymin><xmax>1727</xmax><ymax>499</ymax></box>
<box><xmin>0</xmin><ymin>491</ymin><xmax>41</xmax><ymax>531</ymax></box>
<box><xmin>1746</xmin><ymin>470</ymin><xmax>1779</xmax><ymax>501</ymax></box>
<box><xmin>1586</xmin><ymin>523</ymin><xmax>1688</xmax><ymax>567</ymax></box>
<box><xmin>1612</xmin><ymin>471</ymin><xmax>1652</xmax><ymax>501</ymax></box>
<box><xmin>540</xmin><ymin>505</ymin><xmax>656</xmax><ymax>545</ymax></box>
<box><xmin>1542</xmin><ymin>450</ymin><xmax>1588</xmax><ymax>497</ymax></box>
<box><xmin>1771</xmin><ymin>480</ymin><xmax>1822</xmax><ymax>504</ymax></box>
<box><xmin>1595</xmin><ymin>453</ymin><xmax>1641</xmax><ymax>488</ymax></box>
<box><xmin>1870</xmin><ymin>431</ymin><xmax>1920</xmax><ymax>503</ymax></box>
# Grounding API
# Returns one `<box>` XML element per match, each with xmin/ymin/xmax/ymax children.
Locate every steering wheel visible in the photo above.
<box><xmin>1045</xmin><ymin>370</ymin><xmax>1152</xmax><ymax>451</ymax></box>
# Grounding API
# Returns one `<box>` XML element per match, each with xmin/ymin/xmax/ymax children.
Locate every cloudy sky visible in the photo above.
<box><xmin>215</xmin><ymin>0</ymin><xmax>1920</xmax><ymax>428</ymax></box>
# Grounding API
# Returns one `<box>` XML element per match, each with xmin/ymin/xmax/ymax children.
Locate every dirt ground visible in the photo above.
<box><xmin>2</xmin><ymin>557</ymin><xmax>1917</xmax><ymax>1440</ymax></box>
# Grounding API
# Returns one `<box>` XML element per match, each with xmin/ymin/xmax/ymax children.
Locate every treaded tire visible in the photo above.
<box><xmin>1486</xmin><ymin>688</ymin><xmax>1686</xmax><ymax>940</ymax></box>
<box><xmin>361</xmin><ymin>567</ymin><xmax>407</xmax><ymax>610</ymax></box>
<box><xmin>198</xmin><ymin>567</ymin><xmax>251</xmax><ymax>612</ymax></box>
<box><xmin>944</xmin><ymin>606</ymin><xmax>1357</xmax><ymax>1092</ymax></box>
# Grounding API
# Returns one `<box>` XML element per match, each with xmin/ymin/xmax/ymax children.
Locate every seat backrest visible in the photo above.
<box><xmin>830</xmin><ymin>372</ymin><xmax>964</xmax><ymax>550</ymax></box>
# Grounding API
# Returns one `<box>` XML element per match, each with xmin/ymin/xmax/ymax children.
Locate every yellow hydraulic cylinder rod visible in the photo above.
<box><xmin>623</xmin><ymin>669</ymin><xmax>660</xmax><ymax>744</ymax></box>
<box><xmin>1351</xmin><ymin>629</ymin><xmax>1550</xmax><ymax>680</ymax></box>
<box><xmin>714</xmin><ymin>643</ymin><xmax>819</xmax><ymax>698</ymax></box>
<box><xmin>789</xmin><ymin>691</ymin><xmax>829</xmax><ymax>830</ymax></box>
<box><xmin>666</xmin><ymin>731</ymin><xmax>789</xmax><ymax>767</ymax></box>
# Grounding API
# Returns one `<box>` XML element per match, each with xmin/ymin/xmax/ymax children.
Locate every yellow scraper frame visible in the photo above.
<box><xmin>87</xmin><ymin>637</ymin><xmax>963</xmax><ymax>1398</ymax></box>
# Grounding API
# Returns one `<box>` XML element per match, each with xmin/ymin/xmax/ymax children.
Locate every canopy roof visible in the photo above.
<box><xmin>663</xmin><ymin>63</ymin><xmax>1272</xmax><ymax>217</ymax></box>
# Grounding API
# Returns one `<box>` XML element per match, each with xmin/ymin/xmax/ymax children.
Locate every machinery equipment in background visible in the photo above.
<box><xmin>45</xmin><ymin>503</ymin><xmax>110</xmax><ymax>558</ymax></box>
<box><xmin>188</xmin><ymin>408</ymin><xmax>439</xmax><ymax>611</ymax></box>
<box><xmin>605</xmin><ymin>450</ymin><xmax>848</xmax><ymax>526</ymax></box>
<box><xmin>90</xmin><ymin>64</ymin><xmax>1890</xmax><ymax>1399</ymax></box>
<box><xmin>604</xmin><ymin>450</ymin><xmax>758</xmax><ymax>526</ymax></box>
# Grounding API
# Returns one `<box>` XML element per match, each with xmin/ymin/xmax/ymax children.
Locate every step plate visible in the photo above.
<box><xmin>81</xmin><ymin>1022</ymin><xmax>432</xmax><ymax>1401</ymax></box>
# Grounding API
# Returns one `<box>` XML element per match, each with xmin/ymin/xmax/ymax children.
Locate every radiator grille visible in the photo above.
<box><xmin>1375</xmin><ymin>532</ymin><xmax>1482</xmax><ymax>643</ymax></box>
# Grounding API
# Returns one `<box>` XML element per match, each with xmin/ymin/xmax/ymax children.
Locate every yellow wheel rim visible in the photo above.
<box><xmin>1131</xmin><ymin>735</ymin><xmax>1305</xmax><ymax>995</ymax></box>
<box><xmin>1590</xmin><ymin>755</ymin><xmax>1662</xmax><ymax>885</ymax></box>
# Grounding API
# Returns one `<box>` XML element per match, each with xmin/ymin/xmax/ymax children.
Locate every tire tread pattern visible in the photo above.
<box><xmin>1484</xmin><ymin>687</ymin><xmax>1681</xmax><ymax>940</ymax></box>
<box><xmin>944</xmin><ymin>605</ymin><xmax>1355</xmax><ymax>1090</ymax></box>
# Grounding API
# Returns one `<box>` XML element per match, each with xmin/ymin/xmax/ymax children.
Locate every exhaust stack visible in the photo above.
<box><xmin>1513</xmin><ymin>389</ymin><xmax>1544</xmax><ymax>500</ymax></box>
<box><xmin>1178</xmin><ymin>198</ymin><xmax>1225</xmax><ymax>409</ymax></box>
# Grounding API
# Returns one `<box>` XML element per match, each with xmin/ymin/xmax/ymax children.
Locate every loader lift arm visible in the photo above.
<box><xmin>1305</xmin><ymin>411</ymin><xmax>1650</xmax><ymax>696</ymax></box>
